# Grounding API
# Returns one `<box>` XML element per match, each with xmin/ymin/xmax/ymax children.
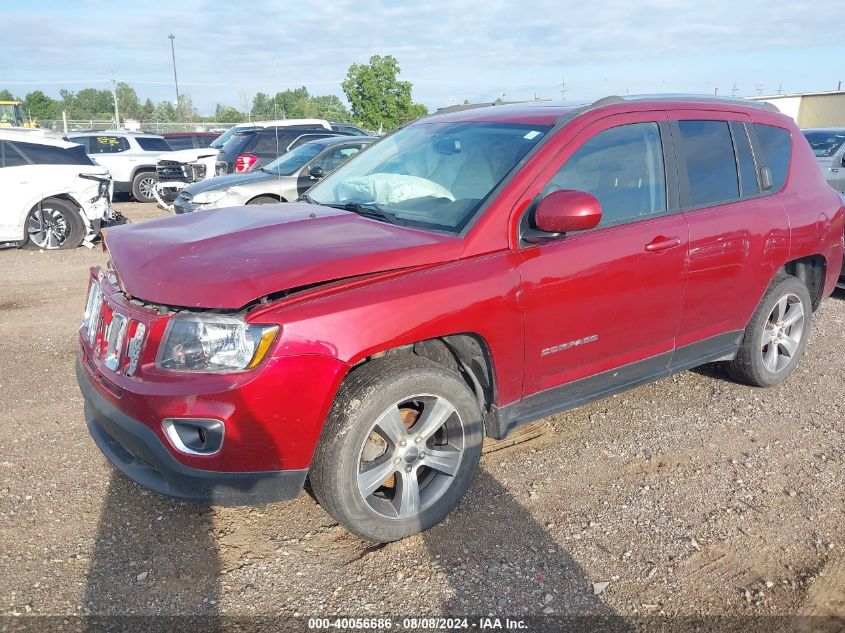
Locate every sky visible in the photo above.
<box><xmin>0</xmin><ymin>0</ymin><xmax>842</xmax><ymax>116</ymax></box>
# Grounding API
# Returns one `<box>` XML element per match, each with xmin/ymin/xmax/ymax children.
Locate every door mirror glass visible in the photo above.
<box><xmin>534</xmin><ymin>189</ymin><xmax>602</xmax><ymax>234</ymax></box>
<box><xmin>309</xmin><ymin>165</ymin><xmax>325</xmax><ymax>180</ymax></box>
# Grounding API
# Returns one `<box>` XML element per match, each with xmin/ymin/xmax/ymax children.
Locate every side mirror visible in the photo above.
<box><xmin>526</xmin><ymin>190</ymin><xmax>602</xmax><ymax>242</ymax></box>
<box><xmin>309</xmin><ymin>165</ymin><xmax>325</xmax><ymax>180</ymax></box>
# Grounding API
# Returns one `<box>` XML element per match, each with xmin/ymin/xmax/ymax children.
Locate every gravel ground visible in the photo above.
<box><xmin>0</xmin><ymin>201</ymin><xmax>843</xmax><ymax>628</ymax></box>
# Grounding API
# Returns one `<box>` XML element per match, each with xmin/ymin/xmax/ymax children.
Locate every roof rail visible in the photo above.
<box><xmin>589</xmin><ymin>94</ymin><xmax>781</xmax><ymax>113</ymax></box>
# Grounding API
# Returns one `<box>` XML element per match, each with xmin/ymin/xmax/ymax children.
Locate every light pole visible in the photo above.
<box><xmin>168</xmin><ymin>34</ymin><xmax>180</xmax><ymax>108</ymax></box>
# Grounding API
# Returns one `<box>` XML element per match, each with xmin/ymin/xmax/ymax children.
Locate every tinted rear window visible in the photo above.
<box><xmin>678</xmin><ymin>120</ymin><xmax>739</xmax><ymax>206</ymax></box>
<box><xmin>15</xmin><ymin>140</ymin><xmax>94</xmax><ymax>165</ymax></box>
<box><xmin>136</xmin><ymin>137</ymin><xmax>173</xmax><ymax>152</ymax></box>
<box><xmin>1</xmin><ymin>141</ymin><xmax>29</xmax><ymax>167</ymax></box>
<box><xmin>251</xmin><ymin>131</ymin><xmax>298</xmax><ymax>153</ymax></box>
<box><xmin>754</xmin><ymin>124</ymin><xmax>792</xmax><ymax>191</ymax></box>
<box><xmin>164</xmin><ymin>136</ymin><xmax>195</xmax><ymax>150</ymax></box>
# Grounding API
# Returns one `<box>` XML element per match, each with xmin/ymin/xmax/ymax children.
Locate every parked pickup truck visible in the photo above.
<box><xmin>76</xmin><ymin>96</ymin><xmax>844</xmax><ymax>542</ymax></box>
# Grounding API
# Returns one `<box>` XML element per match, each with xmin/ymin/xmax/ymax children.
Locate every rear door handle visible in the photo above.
<box><xmin>645</xmin><ymin>236</ymin><xmax>682</xmax><ymax>252</ymax></box>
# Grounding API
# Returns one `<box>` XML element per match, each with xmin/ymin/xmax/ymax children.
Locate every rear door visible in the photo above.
<box><xmin>518</xmin><ymin>112</ymin><xmax>689</xmax><ymax>402</ymax></box>
<box><xmin>670</xmin><ymin>112</ymin><xmax>790</xmax><ymax>353</ymax></box>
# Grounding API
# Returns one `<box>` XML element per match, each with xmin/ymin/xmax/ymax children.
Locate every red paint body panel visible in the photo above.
<box><xmin>79</xmin><ymin>99</ymin><xmax>844</xmax><ymax>479</ymax></box>
<box><xmin>103</xmin><ymin>203</ymin><xmax>463</xmax><ymax>308</ymax></box>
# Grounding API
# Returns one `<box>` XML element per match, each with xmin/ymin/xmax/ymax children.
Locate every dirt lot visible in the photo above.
<box><xmin>0</xmin><ymin>201</ymin><xmax>843</xmax><ymax>628</ymax></box>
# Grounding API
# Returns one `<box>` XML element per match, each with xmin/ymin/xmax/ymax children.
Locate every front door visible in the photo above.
<box><xmin>517</xmin><ymin>114</ymin><xmax>689</xmax><ymax>407</ymax></box>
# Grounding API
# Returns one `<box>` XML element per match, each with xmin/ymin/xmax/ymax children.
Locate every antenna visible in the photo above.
<box><xmin>730</xmin><ymin>82</ymin><xmax>738</xmax><ymax>98</ymax></box>
<box><xmin>560</xmin><ymin>76</ymin><xmax>567</xmax><ymax>101</ymax></box>
<box><xmin>776</xmin><ymin>83</ymin><xmax>783</xmax><ymax>95</ymax></box>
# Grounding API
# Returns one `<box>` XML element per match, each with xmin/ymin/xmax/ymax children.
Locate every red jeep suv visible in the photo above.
<box><xmin>77</xmin><ymin>96</ymin><xmax>844</xmax><ymax>542</ymax></box>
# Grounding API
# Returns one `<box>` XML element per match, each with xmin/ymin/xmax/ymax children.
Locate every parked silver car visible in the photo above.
<box><xmin>802</xmin><ymin>128</ymin><xmax>845</xmax><ymax>193</ymax></box>
<box><xmin>174</xmin><ymin>136</ymin><xmax>375</xmax><ymax>214</ymax></box>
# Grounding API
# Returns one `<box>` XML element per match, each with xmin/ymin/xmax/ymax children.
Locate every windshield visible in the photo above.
<box><xmin>209</xmin><ymin>126</ymin><xmax>242</xmax><ymax>149</ymax></box>
<box><xmin>803</xmin><ymin>131</ymin><xmax>845</xmax><ymax>158</ymax></box>
<box><xmin>307</xmin><ymin>121</ymin><xmax>551</xmax><ymax>232</ymax></box>
<box><xmin>264</xmin><ymin>143</ymin><xmax>323</xmax><ymax>176</ymax></box>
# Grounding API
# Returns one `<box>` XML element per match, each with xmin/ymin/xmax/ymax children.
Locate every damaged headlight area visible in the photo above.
<box><xmin>191</xmin><ymin>190</ymin><xmax>228</xmax><ymax>205</ymax></box>
<box><xmin>79</xmin><ymin>173</ymin><xmax>112</xmax><ymax>202</ymax></box>
<box><xmin>157</xmin><ymin>314</ymin><xmax>278</xmax><ymax>372</ymax></box>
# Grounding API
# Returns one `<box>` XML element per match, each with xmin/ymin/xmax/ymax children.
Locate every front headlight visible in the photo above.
<box><xmin>192</xmin><ymin>189</ymin><xmax>228</xmax><ymax>205</ymax></box>
<box><xmin>156</xmin><ymin>314</ymin><xmax>278</xmax><ymax>372</ymax></box>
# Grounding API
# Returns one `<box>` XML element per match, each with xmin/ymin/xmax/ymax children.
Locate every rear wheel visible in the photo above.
<box><xmin>309</xmin><ymin>357</ymin><xmax>483</xmax><ymax>542</ymax></box>
<box><xmin>24</xmin><ymin>199</ymin><xmax>86</xmax><ymax>250</ymax></box>
<box><xmin>247</xmin><ymin>196</ymin><xmax>282</xmax><ymax>205</ymax></box>
<box><xmin>131</xmin><ymin>171</ymin><xmax>158</xmax><ymax>203</ymax></box>
<box><xmin>726</xmin><ymin>275</ymin><xmax>812</xmax><ymax>387</ymax></box>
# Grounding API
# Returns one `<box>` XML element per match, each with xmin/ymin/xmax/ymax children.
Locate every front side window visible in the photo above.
<box><xmin>263</xmin><ymin>143</ymin><xmax>323</xmax><ymax>176</ymax></box>
<box><xmin>88</xmin><ymin>135</ymin><xmax>130</xmax><ymax>154</ymax></box>
<box><xmin>755</xmin><ymin>124</ymin><xmax>792</xmax><ymax>191</ymax></box>
<box><xmin>543</xmin><ymin>122</ymin><xmax>666</xmax><ymax>227</ymax></box>
<box><xmin>678</xmin><ymin>120</ymin><xmax>739</xmax><ymax>206</ymax></box>
<box><xmin>136</xmin><ymin>137</ymin><xmax>172</xmax><ymax>152</ymax></box>
<box><xmin>308</xmin><ymin>121</ymin><xmax>551</xmax><ymax>232</ymax></box>
<box><xmin>15</xmin><ymin>141</ymin><xmax>93</xmax><ymax>165</ymax></box>
<box><xmin>310</xmin><ymin>144</ymin><xmax>364</xmax><ymax>173</ymax></box>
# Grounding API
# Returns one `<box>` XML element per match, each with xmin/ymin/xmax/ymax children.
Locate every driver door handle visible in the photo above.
<box><xmin>645</xmin><ymin>236</ymin><xmax>682</xmax><ymax>252</ymax></box>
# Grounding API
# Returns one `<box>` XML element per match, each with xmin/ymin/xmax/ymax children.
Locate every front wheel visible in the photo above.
<box><xmin>726</xmin><ymin>274</ymin><xmax>812</xmax><ymax>387</ymax></box>
<box><xmin>309</xmin><ymin>357</ymin><xmax>483</xmax><ymax>543</ymax></box>
<box><xmin>24</xmin><ymin>199</ymin><xmax>86</xmax><ymax>250</ymax></box>
<box><xmin>247</xmin><ymin>196</ymin><xmax>283</xmax><ymax>205</ymax></box>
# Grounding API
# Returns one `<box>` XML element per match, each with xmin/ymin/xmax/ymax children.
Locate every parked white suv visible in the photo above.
<box><xmin>67</xmin><ymin>131</ymin><xmax>173</xmax><ymax>203</ymax></box>
<box><xmin>0</xmin><ymin>129</ymin><xmax>115</xmax><ymax>250</ymax></box>
<box><xmin>152</xmin><ymin>119</ymin><xmax>332</xmax><ymax>210</ymax></box>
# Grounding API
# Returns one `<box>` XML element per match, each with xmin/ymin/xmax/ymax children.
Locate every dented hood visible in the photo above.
<box><xmin>103</xmin><ymin>203</ymin><xmax>463</xmax><ymax>309</ymax></box>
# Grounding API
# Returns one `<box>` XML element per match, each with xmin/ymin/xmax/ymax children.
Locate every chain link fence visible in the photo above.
<box><xmin>39</xmin><ymin>119</ymin><xmax>237</xmax><ymax>134</ymax></box>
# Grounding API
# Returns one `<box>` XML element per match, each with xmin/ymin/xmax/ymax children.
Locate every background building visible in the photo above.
<box><xmin>753</xmin><ymin>90</ymin><xmax>845</xmax><ymax>128</ymax></box>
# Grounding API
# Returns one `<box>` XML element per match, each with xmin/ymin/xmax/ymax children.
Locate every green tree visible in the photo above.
<box><xmin>214</xmin><ymin>104</ymin><xmax>246</xmax><ymax>123</ymax></box>
<box><xmin>22</xmin><ymin>91</ymin><xmax>58</xmax><ymax>120</ymax></box>
<box><xmin>153</xmin><ymin>100</ymin><xmax>177</xmax><ymax>123</ymax></box>
<box><xmin>310</xmin><ymin>94</ymin><xmax>351</xmax><ymax>122</ymax></box>
<box><xmin>0</xmin><ymin>89</ymin><xmax>18</xmax><ymax>101</ymax></box>
<box><xmin>176</xmin><ymin>94</ymin><xmax>198</xmax><ymax>121</ymax></box>
<box><xmin>251</xmin><ymin>92</ymin><xmax>276</xmax><ymax>119</ymax></box>
<box><xmin>342</xmin><ymin>55</ymin><xmax>428</xmax><ymax>131</ymax></box>
<box><xmin>140</xmin><ymin>98</ymin><xmax>155</xmax><ymax>121</ymax></box>
<box><xmin>115</xmin><ymin>82</ymin><xmax>141</xmax><ymax>120</ymax></box>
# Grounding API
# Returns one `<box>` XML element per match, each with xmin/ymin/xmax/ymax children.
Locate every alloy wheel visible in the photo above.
<box><xmin>27</xmin><ymin>207</ymin><xmax>70</xmax><ymax>249</ymax></box>
<box><xmin>138</xmin><ymin>177</ymin><xmax>157</xmax><ymax>200</ymax></box>
<box><xmin>357</xmin><ymin>394</ymin><xmax>465</xmax><ymax>520</ymax></box>
<box><xmin>761</xmin><ymin>293</ymin><xmax>805</xmax><ymax>373</ymax></box>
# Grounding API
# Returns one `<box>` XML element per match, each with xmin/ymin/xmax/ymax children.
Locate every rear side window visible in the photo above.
<box><xmin>136</xmin><ymin>137</ymin><xmax>172</xmax><ymax>152</ymax></box>
<box><xmin>677</xmin><ymin>120</ymin><xmax>739</xmax><ymax>206</ymax></box>
<box><xmin>251</xmin><ymin>131</ymin><xmax>296</xmax><ymax>154</ymax></box>
<box><xmin>1</xmin><ymin>141</ymin><xmax>29</xmax><ymax>167</ymax></box>
<box><xmin>543</xmin><ymin>122</ymin><xmax>667</xmax><ymax>227</ymax></box>
<box><xmin>15</xmin><ymin>140</ymin><xmax>94</xmax><ymax>165</ymax></box>
<box><xmin>164</xmin><ymin>136</ymin><xmax>195</xmax><ymax>150</ymax></box>
<box><xmin>754</xmin><ymin>124</ymin><xmax>792</xmax><ymax>191</ymax></box>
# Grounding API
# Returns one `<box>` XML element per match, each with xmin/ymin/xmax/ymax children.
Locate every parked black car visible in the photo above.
<box><xmin>215</xmin><ymin>126</ymin><xmax>347</xmax><ymax>175</ymax></box>
<box><xmin>331</xmin><ymin>123</ymin><xmax>372</xmax><ymax>136</ymax></box>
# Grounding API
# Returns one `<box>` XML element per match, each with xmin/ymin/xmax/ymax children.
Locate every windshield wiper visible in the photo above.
<box><xmin>336</xmin><ymin>202</ymin><xmax>401</xmax><ymax>225</ymax></box>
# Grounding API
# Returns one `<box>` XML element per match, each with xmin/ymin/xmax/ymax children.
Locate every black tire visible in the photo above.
<box><xmin>131</xmin><ymin>171</ymin><xmax>158</xmax><ymax>203</ymax></box>
<box><xmin>725</xmin><ymin>274</ymin><xmax>812</xmax><ymax>387</ymax></box>
<box><xmin>309</xmin><ymin>356</ymin><xmax>483</xmax><ymax>543</ymax></box>
<box><xmin>23</xmin><ymin>198</ymin><xmax>86</xmax><ymax>250</ymax></box>
<box><xmin>247</xmin><ymin>196</ymin><xmax>283</xmax><ymax>205</ymax></box>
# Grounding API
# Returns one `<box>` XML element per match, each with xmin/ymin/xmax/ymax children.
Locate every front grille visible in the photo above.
<box><xmin>157</xmin><ymin>160</ymin><xmax>188</xmax><ymax>182</ymax></box>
